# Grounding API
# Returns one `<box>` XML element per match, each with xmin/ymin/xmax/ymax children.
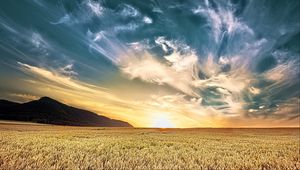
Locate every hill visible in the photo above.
<box><xmin>0</xmin><ymin>97</ymin><xmax>132</xmax><ymax>127</ymax></box>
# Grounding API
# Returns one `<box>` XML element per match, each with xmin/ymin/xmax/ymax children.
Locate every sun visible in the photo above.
<box><xmin>151</xmin><ymin>114</ymin><xmax>174</xmax><ymax>128</ymax></box>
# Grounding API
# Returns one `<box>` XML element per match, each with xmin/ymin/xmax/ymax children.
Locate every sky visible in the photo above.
<box><xmin>0</xmin><ymin>0</ymin><xmax>299</xmax><ymax>128</ymax></box>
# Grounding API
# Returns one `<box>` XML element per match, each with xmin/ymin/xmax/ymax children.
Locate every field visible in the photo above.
<box><xmin>0</xmin><ymin>122</ymin><xmax>299</xmax><ymax>170</ymax></box>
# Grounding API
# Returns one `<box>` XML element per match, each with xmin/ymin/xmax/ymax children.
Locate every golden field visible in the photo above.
<box><xmin>0</xmin><ymin>122</ymin><xmax>299</xmax><ymax>170</ymax></box>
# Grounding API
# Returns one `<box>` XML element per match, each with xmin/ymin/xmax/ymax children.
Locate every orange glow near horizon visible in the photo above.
<box><xmin>5</xmin><ymin>62</ymin><xmax>300</xmax><ymax>128</ymax></box>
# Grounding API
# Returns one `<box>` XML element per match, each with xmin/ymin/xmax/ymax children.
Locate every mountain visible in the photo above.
<box><xmin>0</xmin><ymin>97</ymin><xmax>132</xmax><ymax>127</ymax></box>
<box><xmin>0</xmin><ymin>99</ymin><xmax>19</xmax><ymax>108</ymax></box>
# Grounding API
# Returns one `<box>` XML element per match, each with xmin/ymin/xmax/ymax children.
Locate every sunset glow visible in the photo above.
<box><xmin>0</xmin><ymin>0</ymin><xmax>299</xmax><ymax>128</ymax></box>
<box><xmin>151</xmin><ymin>114</ymin><xmax>174</xmax><ymax>128</ymax></box>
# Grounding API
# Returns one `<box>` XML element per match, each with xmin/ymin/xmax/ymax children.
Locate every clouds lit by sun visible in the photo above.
<box><xmin>0</xmin><ymin>0</ymin><xmax>299</xmax><ymax>127</ymax></box>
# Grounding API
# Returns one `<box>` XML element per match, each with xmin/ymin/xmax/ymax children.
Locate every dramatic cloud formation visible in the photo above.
<box><xmin>0</xmin><ymin>0</ymin><xmax>299</xmax><ymax>127</ymax></box>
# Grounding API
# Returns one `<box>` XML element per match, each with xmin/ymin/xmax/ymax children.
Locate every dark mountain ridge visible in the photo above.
<box><xmin>0</xmin><ymin>97</ymin><xmax>132</xmax><ymax>127</ymax></box>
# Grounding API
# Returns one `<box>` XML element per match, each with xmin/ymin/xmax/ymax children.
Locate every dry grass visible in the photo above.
<box><xmin>0</xmin><ymin>122</ymin><xmax>299</xmax><ymax>170</ymax></box>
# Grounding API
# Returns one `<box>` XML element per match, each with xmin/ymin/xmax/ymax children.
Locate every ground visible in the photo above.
<box><xmin>0</xmin><ymin>121</ymin><xmax>299</xmax><ymax>169</ymax></box>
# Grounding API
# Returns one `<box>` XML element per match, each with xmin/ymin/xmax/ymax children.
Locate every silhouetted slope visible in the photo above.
<box><xmin>0</xmin><ymin>97</ymin><xmax>132</xmax><ymax>127</ymax></box>
<box><xmin>0</xmin><ymin>100</ymin><xmax>19</xmax><ymax>108</ymax></box>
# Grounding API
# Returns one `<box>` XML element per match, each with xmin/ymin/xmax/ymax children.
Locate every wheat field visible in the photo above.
<box><xmin>0</xmin><ymin>122</ymin><xmax>299</xmax><ymax>170</ymax></box>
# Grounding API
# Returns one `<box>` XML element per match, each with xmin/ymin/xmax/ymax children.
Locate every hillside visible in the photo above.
<box><xmin>0</xmin><ymin>97</ymin><xmax>132</xmax><ymax>127</ymax></box>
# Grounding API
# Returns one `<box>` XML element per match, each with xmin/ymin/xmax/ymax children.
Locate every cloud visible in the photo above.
<box><xmin>51</xmin><ymin>14</ymin><xmax>71</xmax><ymax>25</ymax></box>
<box><xmin>0</xmin><ymin>17</ymin><xmax>18</xmax><ymax>34</ymax></box>
<box><xmin>143</xmin><ymin>16</ymin><xmax>153</xmax><ymax>24</ymax></box>
<box><xmin>18</xmin><ymin>62</ymin><xmax>108</xmax><ymax>95</ymax></box>
<box><xmin>86</xmin><ymin>0</ymin><xmax>103</xmax><ymax>16</ymax></box>
<box><xmin>10</xmin><ymin>93</ymin><xmax>40</xmax><ymax>102</ymax></box>
<box><xmin>118</xmin><ymin>4</ymin><xmax>140</xmax><ymax>17</ymax></box>
<box><xmin>246</xmin><ymin>97</ymin><xmax>300</xmax><ymax>120</ymax></box>
<box><xmin>86</xmin><ymin>30</ymin><xmax>125</xmax><ymax>63</ymax></box>
<box><xmin>249</xmin><ymin>87</ymin><xmax>260</xmax><ymax>95</ymax></box>
<box><xmin>58</xmin><ymin>64</ymin><xmax>78</xmax><ymax>77</ymax></box>
<box><xmin>118</xmin><ymin>36</ymin><xmax>255</xmax><ymax>115</ymax></box>
<box><xmin>264</xmin><ymin>61</ymin><xmax>298</xmax><ymax>83</ymax></box>
<box><xmin>29</xmin><ymin>32</ymin><xmax>51</xmax><ymax>56</ymax></box>
<box><xmin>132</xmin><ymin>93</ymin><xmax>244</xmax><ymax>127</ymax></box>
<box><xmin>51</xmin><ymin>0</ymin><xmax>104</xmax><ymax>26</ymax></box>
<box><xmin>119</xmin><ymin>39</ymin><xmax>199</xmax><ymax>97</ymax></box>
<box><xmin>114</xmin><ymin>22</ymin><xmax>140</xmax><ymax>32</ymax></box>
<box><xmin>192</xmin><ymin>1</ymin><xmax>253</xmax><ymax>42</ymax></box>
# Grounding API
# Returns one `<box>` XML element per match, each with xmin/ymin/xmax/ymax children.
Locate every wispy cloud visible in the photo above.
<box><xmin>58</xmin><ymin>64</ymin><xmax>78</xmax><ymax>77</ymax></box>
<box><xmin>119</xmin><ymin>38</ymin><xmax>199</xmax><ymax>97</ymax></box>
<box><xmin>18</xmin><ymin>62</ymin><xmax>109</xmax><ymax>95</ymax></box>
<box><xmin>86</xmin><ymin>0</ymin><xmax>104</xmax><ymax>16</ymax></box>
<box><xmin>118</xmin><ymin>4</ymin><xmax>140</xmax><ymax>17</ymax></box>
<box><xmin>192</xmin><ymin>1</ymin><xmax>253</xmax><ymax>42</ymax></box>
<box><xmin>9</xmin><ymin>93</ymin><xmax>40</xmax><ymax>102</ymax></box>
